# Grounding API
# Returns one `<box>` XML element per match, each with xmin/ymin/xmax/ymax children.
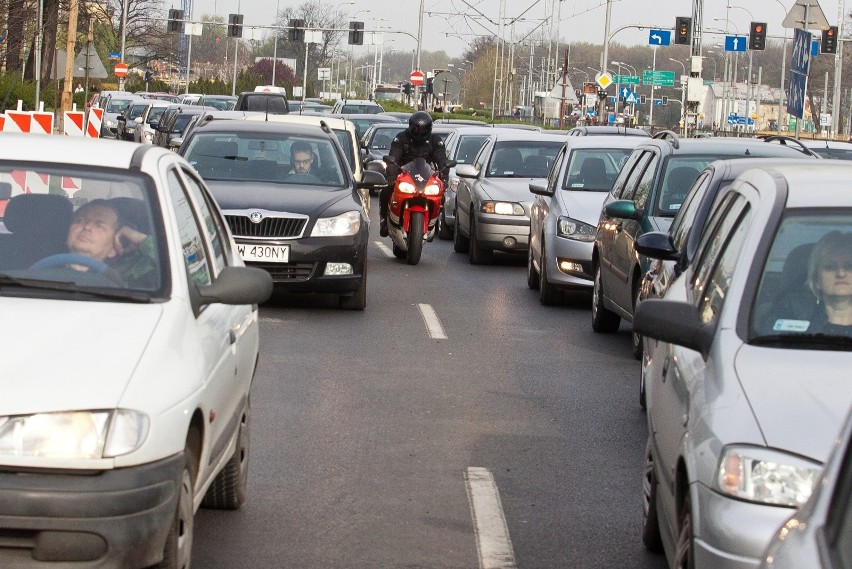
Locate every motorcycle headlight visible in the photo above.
<box><xmin>424</xmin><ymin>183</ymin><xmax>441</xmax><ymax>196</ymax></box>
<box><xmin>398</xmin><ymin>181</ymin><xmax>416</xmax><ymax>194</ymax></box>
<box><xmin>481</xmin><ymin>201</ymin><xmax>524</xmax><ymax>215</ymax></box>
<box><xmin>311</xmin><ymin>210</ymin><xmax>361</xmax><ymax>237</ymax></box>
<box><xmin>105</xmin><ymin>120</ymin><xmax>117</xmax><ymax>128</ymax></box>
<box><xmin>557</xmin><ymin>216</ymin><xmax>596</xmax><ymax>241</ymax></box>
<box><xmin>717</xmin><ymin>446</ymin><xmax>821</xmax><ymax>507</ymax></box>
<box><xmin>0</xmin><ymin>410</ymin><xmax>149</xmax><ymax>459</ymax></box>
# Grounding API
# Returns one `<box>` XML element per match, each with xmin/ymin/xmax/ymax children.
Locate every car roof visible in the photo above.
<box><xmin>563</xmin><ymin>136</ymin><xmax>649</xmax><ymax>150</ymax></box>
<box><xmin>0</xmin><ymin>132</ymin><xmax>167</xmax><ymax>169</ymax></box>
<box><xmin>489</xmin><ymin>131</ymin><xmax>568</xmax><ymax>142</ymax></box>
<box><xmin>636</xmin><ymin>134</ymin><xmax>815</xmax><ymax>158</ymax></box>
<box><xmin>736</xmin><ymin>160</ymin><xmax>852</xmax><ymax>209</ymax></box>
<box><xmin>242</xmin><ymin>113</ymin><xmax>354</xmax><ymax>132</ymax></box>
<box><xmin>332</xmin><ymin>113</ymin><xmax>398</xmax><ymax>120</ymax></box>
<box><xmin>569</xmin><ymin>126</ymin><xmax>650</xmax><ymax>136</ymax></box>
<box><xmin>187</xmin><ymin>119</ymin><xmax>336</xmax><ymax>138</ymax></box>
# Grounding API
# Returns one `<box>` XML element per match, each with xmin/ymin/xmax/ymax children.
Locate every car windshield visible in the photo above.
<box><xmin>655</xmin><ymin>155</ymin><xmax>716</xmax><ymax>215</ymax></box>
<box><xmin>562</xmin><ymin>149</ymin><xmax>633</xmax><ymax>191</ymax></box>
<box><xmin>750</xmin><ymin>212</ymin><xmax>852</xmax><ymax>348</ymax></box>
<box><xmin>127</xmin><ymin>104</ymin><xmax>148</xmax><ymax>120</ymax></box>
<box><xmin>343</xmin><ymin>105</ymin><xmax>382</xmax><ymax>114</ymax></box>
<box><xmin>453</xmin><ymin>135</ymin><xmax>490</xmax><ymax>164</ymax></box>
<box><xmin>171</xmin><ymin>114</ymin><xmax>197</xmax><ymax>133</ymax></box>
<box><xmin>810</xmin><ymin>147</ymin><xmax>852</xmax><ymax>160</ymax></box>
<box><xmin>486</xmin><ymin>141</ymin><xmax>564</xmax><ymax>178</ymax></box>
<box><xmin>148</xmin><ymin>106</ymin><xmax>167</xmax><ymax>123</ymax></box>
<box><xmin>369</xmin><ymin>129</ymin><xmax>402</xmax><ymax>150</ymax></box>
<box><xmin>183</xmin><ymin>133</ymin><xmax>347</xmax><ymax>186</ymax></box>
<box><xmin>106</xmin><ymin>99</ymin><xmax>134</xmax><ymax>113</ymax></box>
<box><xmin>0</xmin><ymin>165</ymin><xmax>165</xmax><ymax>296</ymax></box>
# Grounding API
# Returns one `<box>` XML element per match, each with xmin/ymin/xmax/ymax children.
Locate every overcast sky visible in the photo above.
<box><xmin>188</xmin><ymin>0</ymin><xmax>842</xmax><ymax>60</ymax></box>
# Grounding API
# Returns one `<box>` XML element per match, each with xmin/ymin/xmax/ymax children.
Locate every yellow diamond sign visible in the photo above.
<box><xmin>596</xmin><ymin>72</ymin><xmax>613</xmax><ymax>89</ymax></box>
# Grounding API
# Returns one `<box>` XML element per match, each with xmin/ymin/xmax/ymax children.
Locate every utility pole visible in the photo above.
<box><xmin>831</xmin><ymin>0</ymin><xmax>845</xmax><ymax>135</ymax></box>
<box><xmin>61</xmin><ymin>0</ymin><xmax>80</xmax><ymax>114</ymax></box>
<box><xmin>598</xmin><ymin>0</ymin><xmax>613</xmax><ymax>121</ymax></box>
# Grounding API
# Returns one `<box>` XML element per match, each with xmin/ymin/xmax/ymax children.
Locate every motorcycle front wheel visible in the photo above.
<box><xmin>406</xmin><ymin>211</ymin><xmax>425</xmax><ymax>265</ymax></box>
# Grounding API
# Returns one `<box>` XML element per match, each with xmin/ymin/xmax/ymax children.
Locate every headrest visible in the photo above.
<box><xmin>4</xmin><ymin>193</ymin><xmax>73</xmax><ymax>235</ymax></box>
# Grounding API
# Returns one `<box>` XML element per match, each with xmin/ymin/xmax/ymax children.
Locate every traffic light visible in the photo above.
<box><xmin>822</xmin><ymin>26</ymin><xmax>839</xmax><ymax>54</ymax></box>
<box><xmin>402</xmin><ymin>82</ymin><xmax>412</xmax><ymax>95</ymax></box>
<box><xmin>661</xmin><ymin>96</ymin><xmax>668</xmax><ymax>105</ymax></box>
<box><xmin>749</xmin><ymin>21</ymin><xmax>767</xmax><ymax>50</ymax></box>
<box><xmin>167</xmin><ymin>9</ymin><xmax>185</xmax><ymax>33</ymax></box>
<box><xmin>348</xmin><ymin>21</ymin><xmax>364</xmax><ymax>45</ymax></box>
<box><xmin>675</xmin><ymin>16</ymin><xmax>692</xmax><ymax>45</ymax></box>
<box><xmin>227</xmin><ymin>14</ymin><xmax>243</xmax><ymax>38</ymax></box>
<box><xmin>425</xmin><ymin>77</ymin><xmax>434</xmax><ymax>94</ymax></box>
<box><xmin>289</xmin><ymin>19</ymin><xmax>305</xmax><ymax>42</ymax></box>
<box><xmin>144</xmin><ymin>69</ymin><xmax>153</xmax><ymax>82</ymax></box>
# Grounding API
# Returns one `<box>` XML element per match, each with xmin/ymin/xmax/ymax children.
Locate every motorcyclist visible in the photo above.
<box><xmin>379</xmin><ymin>111</ymin><xmax>448</xmax><ymax>237</ymax></box>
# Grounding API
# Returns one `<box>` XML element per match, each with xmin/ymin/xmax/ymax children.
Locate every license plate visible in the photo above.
<box><xmin>237</xmin><ymin>244</ymin><xmax>290</xmax><ymax>263</ymax></box>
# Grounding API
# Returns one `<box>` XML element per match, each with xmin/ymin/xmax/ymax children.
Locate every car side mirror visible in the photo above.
<box><xmin>529</xmin><ymin>182</ymin><xmax>554</xmax><ymax>197</ymax></box>
<box><xmin>455</xmin><ymin>163</ymin><xmax>479</xmax><ymax>178</ymax></box>
<box><xmin>633</xmin><ymin>299</ymin><xmax>714</xmax><ymax>359</ymax></box>
<box><xmin>357</xmin><ymin>170</ymin><xmax>387</xmax><ymax>189</ymax></box>
<box><xmin>635</xmin><ymin>231</ymin><xmax>679</xmax><ymax>261</ymax></box>
<box><xmin>134</xmin><ymin>117</ymin><xmax>143</xmax><ymax>125</ymax></box>
<box><xmin>169</xmin><ymin>137</ymin><xmax>183</xmax><ymax>149</ymax></box>
<box><xmin>605</xmin><ymin>199</ymin><xmax>643</xmax><ymax>220</ymax></box>
<box><xmin>195</xmin><ymin>266</ymin><xmax>273</xmax><ymax>308</ymax></box>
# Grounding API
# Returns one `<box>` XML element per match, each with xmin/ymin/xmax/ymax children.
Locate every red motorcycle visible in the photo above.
<box><xmin>383</xmin><ymin>156</ymin><xmax>454</xmax><ymax>265</ymax></box>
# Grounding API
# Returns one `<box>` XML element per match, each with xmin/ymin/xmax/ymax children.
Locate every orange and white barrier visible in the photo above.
<box><xmin>3</xmin><ymin>111</ymin><xmax>31</xmax><ymax>133</ymax></box>
<box><xmin>30</xmin><ymin>111</ymin><xmax>54</xmax><ymax>135</ymax></box>
<box><xmin>86</xmin><ymin>107</ymin><xmax>103</xmax><ymax>138</ymax></box>
<box><xmin>64</xmin><ymin>111</ymin><xmax>85</xmax><ymax>136</ymax></box>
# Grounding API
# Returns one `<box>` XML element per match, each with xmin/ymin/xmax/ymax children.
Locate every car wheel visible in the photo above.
<box><xmin>438</xmin><ymin>209</ymin><xmax>453</xmax><ymax>240</ymax></box>
<box><xmin>642</xmin><ymin>437</ymin><xmax>664</xmax><ymax>553</ymax></box>
<box><xmin>592</xmin><ymin>264</ymin><xmax>620</xmax><ymax>333</ymax></box>
<box><xmin>202</xmin><ymin>400</ymin><xmax>250</xmax><ymax>510</ymax></box>
<box><xmin>339</xmin><ymin>263</ymin><xmax>367</xmax><ymax>310</ymax></box>
<box><xmin>673</xmin><ymin>491</ymin><xmax>695</xmax><ymax>569</ymax></box>
<box><xmin>157</xmin><ymin>444</ymin><xmax>196</xmax><ymax>569</ymax></box>
<box><xmin>538</xmin><ymin>242</ymin><xmax>560</xmax><ymax>305</ymax></box>
<box><xmin>632</xmin><ymin>284</ymin><xmax>644</xmax><ymax>360</ymax></box>
<box><xmin>453</xmin><ymin>203</ymin><xmax>469</xmax><ymax>253</ymax></box>
<box><xmin>468</xmin><ymin>215</ymin><xmax>493</xmax><ymax>265</ymax></box>
<box><xmin>527</xmin><ymin>238</ymin><xmax>540</xmax><ymax>289</ymax></box>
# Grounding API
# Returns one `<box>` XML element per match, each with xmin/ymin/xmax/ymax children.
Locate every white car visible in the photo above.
<box><xmin>134</xmin><ymin>99</ymin><xmax>173</xmax><ymax>144</ymax></box>
<box><xmin>0</xmin><ymin>134</ymin><xmax>272</xmax><ymax>567</ymax></box>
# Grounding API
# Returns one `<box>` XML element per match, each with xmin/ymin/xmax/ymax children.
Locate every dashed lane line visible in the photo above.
<box><xmin>465</xmin><ymin>467</ymin><xmax>517</xmax><ymax>569</ymax></box>
<box><xmin>417</xmin><ymin>303</ymin><xmax>447</xmax><ymax>339</ymax></box>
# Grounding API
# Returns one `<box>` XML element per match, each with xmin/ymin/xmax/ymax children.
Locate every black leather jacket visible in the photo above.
<box><xmin>385</xmin><ymin>130</ymin><xmax>449</xmax><ymax>185</ymax></box>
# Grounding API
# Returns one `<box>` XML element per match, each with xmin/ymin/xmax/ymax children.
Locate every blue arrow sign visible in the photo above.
<box><xmin>725</xmin><ymin>36</ymin><xmax>747</xmax><ymax>52</ymax></box>
<box><xmin>648</xmin><ymin>29</ymin><xmax>672</xmax><ymax>46</ymax></box>
<box><xmin>791</xmin><ymin>28</ymin><xmax>813</xmax><ymax>75</ymax></box>
<box><xmin>619</xmin><ymin>86</ymin><xmax>634</xmax><ymax>99</ymax></box>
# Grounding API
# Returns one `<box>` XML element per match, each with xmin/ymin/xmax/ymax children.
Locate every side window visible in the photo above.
<box><xmin>697</xmin><ymin>203</ymin><xmax>752</xmax><ymax>324</ymax></box>
<box><xmin>179</xmin><ymin>167</ymin><xmax>229</xmax><ymax>272</ymax></box>
<box><xmin>670</xmin><ymin>171</ymin><xmax>711</xmax><ymax>252</ymax></box>
<box><xmin>632</xmin><ymin>153</ymin><xmax>660</xmax><ymax>210</ymax></box>
<box><xmin>166</xmin><ymin>169</ymin><xmax>211</xmax><ymax>286</ymax></box>
<box><xmin>610</xmin><ymin>150</ymin><xmax>643</xmax><ymax>198</ymax></box>
<box><xmin>548</xmin><ymin>146</ymin><xmax>567</xmax><ymax>193</ymax></box>
<box><xmin>691</xmin><ymin>192</ymin><xmax>748</xmax><ymax>314</ymax></box>
<box><xmin>621</xmin><ymin>151</ymin><xmax>654</xmax><ymax>201</ymax></box>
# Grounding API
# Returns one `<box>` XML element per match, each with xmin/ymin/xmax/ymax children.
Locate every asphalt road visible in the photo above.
<box><xmin>192</xmin><ymin>216</ymin><xmax>669</xmax><ymax>569</ymax></box>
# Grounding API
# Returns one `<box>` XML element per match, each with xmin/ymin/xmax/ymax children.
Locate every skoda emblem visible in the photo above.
<box><xmin>249</xmin><ymin>211</ymin><xmax>264</xmax><ymax>224</ymax></box>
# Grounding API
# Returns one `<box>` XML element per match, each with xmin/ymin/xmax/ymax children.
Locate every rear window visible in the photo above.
<box><xmin>244</xmin><ymin>96</ymin><xmax>289</xmax><ymax>114</ymax></box>
<box><xmin>486</xmin><ymin>141</ymin><xmax>564</xmax><ymax>178</ymax></box>
<box><xmin>563</xmin><ymin>149</ymin><xmax>633</xmax><ymax>192</ymax></box>
<box><xmin>655</xmin><ymin>156</ymin><xmax>716</xmax><ymax>215</ymax></box>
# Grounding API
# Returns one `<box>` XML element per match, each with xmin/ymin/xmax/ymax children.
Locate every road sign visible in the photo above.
<box><xmin>108</xmin><ymin>52</ymin><xmax>121</xmax><ymax>60</ymax></box>
<box><xmin>782</xmin><ymin>0</ymin><xmax>830</xmax><ymax>30</ymax></box>
<box><xmin>648</xmin><ymin>29</ymin><xmax>672</xmax><ymax>46</ymax></box>
<box><xmin>791</xmin><ymin>28</ymin><xmax>813</xmax><ymax>75</ymax></box>
<box><xmin>724</xmin><ymin>35</ymin><xmax>747</xmax><ymax>52</ymax></box>
<box><xmin>642</xmin><ymin>70</ymin><xmax>675</xmax><ymax>87</ymax></box>
<box><xmin>619</xmin><ymin>86</ymin><xmax>633</xmax><ymax>99</ymax></box>
<box><xmin>812</xmin><ymin>38</ymin><xmax>820</xmax><ymax>57</ymax></box>
<box><xmin>409</xmin><ymin>70</ymin><xmax>425</xmax><ymax>86</ymax></box>
<box><xmin>114</xmin><ymin>62</ymin><xmax>128</xmax><ymax>78</ymax></box>
<box><xmin>625</xmin><ymin>92</ymin><xmax>639</xmax><ymax>104</ymax></box>
<box><xmin>615</xmin><ymin>75</ymin><xmax>640</xmax><ymax>84</ymax></box>
<box><xmin>787</xmin><ymin>72</ymin><xmax>807</xmax><ymax>118</ymax></box>
<box><xmin>596</xmin><ymin>72</ymin><xmax>613</xmax><ymax>89</ymax></box>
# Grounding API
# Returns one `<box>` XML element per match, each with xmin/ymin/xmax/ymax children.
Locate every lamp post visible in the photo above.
<box><xmin>669</xmin><ymin>57</ymin><xmax>687</xmax><ymax>135</ymax></box>
<box><xmin>271</xmin><ymin>0</ymin><xmax>281</xmax><ymax>85</ymax></box>
<box><xmin>728</xmin><ymin>5</ymin><xmax>756</xmax><ymax>132</ymax></box>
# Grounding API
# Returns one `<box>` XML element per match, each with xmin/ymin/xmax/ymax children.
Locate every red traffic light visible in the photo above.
<box><xmin>827</xmin><ymin>28</ymin><xmax>835</xmax><ymax>36</ymax></box>
<box><xmin>755</xmin><ymin>25</ymin><xmax>763</xmax><ymax>33</ymax></box>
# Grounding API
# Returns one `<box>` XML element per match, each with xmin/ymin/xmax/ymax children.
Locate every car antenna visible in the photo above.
<box><xmin>265</xmin><ymin>98</ymin><xmax>269</xmax><ymax>122</ymax></box>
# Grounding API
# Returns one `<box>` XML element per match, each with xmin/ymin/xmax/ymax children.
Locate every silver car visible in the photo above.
<box><xmin>453</xmin><ymin>131</ymin><xmax>566</xmax><ymax>264</ymax></box>
<box><xmin>635</xmin><ymin>160</ymin><xmax>852</xmax><ymax>569</ymax></box>
<box><xmin>528</xmin><ymin>136</ymin><xmax>644</xmax><ymax>304</ymax></box>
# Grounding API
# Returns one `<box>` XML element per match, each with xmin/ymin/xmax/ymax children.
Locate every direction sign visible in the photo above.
<box><xmin>724</xmin><ymin>35</ymin><xmax>747</xmax><ymax>52</ymax></box>
<box><xmin>791</xmin><ymin>28</ymin><xmax>813</xmax><ymax>75</ymax></box>
<box><xmin>409</xmin><ymin>70</ymin><xmax>425</xmax><ymax>86</ymax></box>
<box><xmin>108</xmin><ymin>52</ymin><xmax>121</xmax><ymax>60</ymax></box>
<box><xmin>648</xmin><ymin>29</ymin><xmax>672</xmax><ymax>46</ymax></box>
<box><xmin>812</xmin><ymin>38</ymin><xmax>820</xmax><ymax>57</ymax></box>
<box><xmin>619</xmin><ymin>86</ymin><xmax>633</xmax><ymax>99</ymax></box>
<box><xmin>787</xmin><ymin>71</ymin><xmax>807</xmax><ymax>118</ymax></box>
<box><xmin>113</xmin><ymin>62</ymin><xmax>128</xmax><ymax>78</ymax></box>
<box><xmin>642</xmin><ymin>70</ymin><xmax>675</xmax><ymax>87</ymax></box>
<box><xmin>615</xmin><ymin>75</ymin><xmax>640</xmax><ymax>84</ymax></box>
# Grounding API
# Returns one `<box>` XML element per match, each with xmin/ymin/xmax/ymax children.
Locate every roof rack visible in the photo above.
<box><xmin>651</xmin><ymin>130</ymin><xmax>680</xmax><ymax>149</ymax></box>
<box><xmin>759</xmin><ymin>135</ymin><xmax>819</xmax><ymax>158</ymax></box>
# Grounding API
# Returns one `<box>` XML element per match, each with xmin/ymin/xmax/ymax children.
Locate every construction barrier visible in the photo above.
<box><xmin>30</xmin><ymin>112</ymin><xmax>54</xmax><ymax>135</ymax></box>
<box><xmin>3</xmin><ymin>111</ymin><xmax>31</xmax><ymax>133</ymax></box>
<box><xmin>63</xmin><ymin>111</ymin><xmax>85</xmax><ymax>136</ymax></box>
<box><xmin>86</xmin><ymin>108</ymin><xmax>103</xmax><ymax>138</ymax></box>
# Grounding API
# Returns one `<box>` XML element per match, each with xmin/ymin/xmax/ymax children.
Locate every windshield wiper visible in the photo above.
<box><xmin>0</xmin><ymin>274</ymin><xmax>152</xmax><ymax>303</ymax></box>
<box><xmin>750</xmin><ymin>333</ymin><xmax>852</xmax><ymax>350</ymax></box>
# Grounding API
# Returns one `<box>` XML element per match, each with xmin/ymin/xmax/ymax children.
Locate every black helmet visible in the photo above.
<box><xmin>408</xmin><ymin>111</ymin><xmax>433</xmax><ymax>143</ymax></box>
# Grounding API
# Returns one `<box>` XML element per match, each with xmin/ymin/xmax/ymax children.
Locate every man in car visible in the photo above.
<box><xmin>289</xmin><ymin>141</ymin><xmax>316</xmax><ymax>175</ymax></box>
<box><xmin>380</xmin><ymin>111</ymin><xmax>448</xmax><ymax>237</ymax></box>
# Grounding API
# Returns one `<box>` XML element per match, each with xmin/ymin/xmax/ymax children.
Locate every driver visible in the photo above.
<box><xmin>288</xmin><ymin>141</ymin><xmax>316</xmax><ymax>175</ymax></box>
<box><xmin>65</xmin><ymin>199</ymin><xmax>156</xmax><ymax>287</ymax></box>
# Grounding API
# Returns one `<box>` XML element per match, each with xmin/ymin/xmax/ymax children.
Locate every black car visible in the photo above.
<box><xmin>154</xmin><ymin>106</ymin><xmax>215</xmax><ymax>149</ymax></box>
<box><xmin>179</xmin><ymin>120</ymin><xmax>385</xmax><ymax>309</ymax></box>
<box><xmin>234</xmin><ymin>91</ymin><xmax>290</xmax><ymax>114</ymax></box>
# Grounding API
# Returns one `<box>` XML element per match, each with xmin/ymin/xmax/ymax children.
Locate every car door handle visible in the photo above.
<box><xmin>661</xmin><ymin>356</ymin><xmax>670</xmax><ymax>381</ymax></box>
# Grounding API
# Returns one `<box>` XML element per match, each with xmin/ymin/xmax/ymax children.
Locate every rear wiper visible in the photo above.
<box><xmin>0</xmin><ymin>274</ymin><xmax>152</xmax><ymax>303</ymax></box>
<box><xmin>751</xmin><ymin>333</ymin><xmax>852</xmax><ymax>350</ymax></box>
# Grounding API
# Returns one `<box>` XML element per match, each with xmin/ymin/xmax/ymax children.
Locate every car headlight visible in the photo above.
<box><xmin>397</xmin><ymin>181</ymin><xmax>416</xmax><ymax>194</ymax></box>
<box><xmin>557</xmin><ymin>216</ymin><xmax>596</xmax><ymax>241</ymax></box>
<box><xmin>0</xmin><ymin>410</ymin><xmax>149</xmax><ymax>459</ymax></box>
<box><xmin>717</xmin><ymin>446</ymin><xmax>821</xmax><ymax>507</ymax></box>
<box><xmin>481</xmin><ymin>201</ymin><xmax>524</xmax><ymax>215</ymax></box>
<box><xmin>424</xmin><ymin>183</ymin><xmax>441</xmax><ymax>196</ymax></box>
<box><xmin>311</xmin><ymin>210</ymin><xmax>361</xmax><ymax>237</ymax></box>
<box><xmin>449</xmin><ymin>177</ymin><xmax>460</xmax><ymax>191</ymax></box>
<box><xmin>144</xmin><ymin>131</ymin><xmax>153</xmax><ymax>141</ymax></box>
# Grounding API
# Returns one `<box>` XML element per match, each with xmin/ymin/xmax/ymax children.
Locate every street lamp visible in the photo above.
<box><xmin>669</xmin><ymin>58</ymin><xmax>687</xmax><ymax>136</ymax></box>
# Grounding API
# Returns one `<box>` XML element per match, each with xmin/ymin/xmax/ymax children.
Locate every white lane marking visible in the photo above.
<box><xmin>465</xmin><ymin>467</ymin><xmax>517</xmax><ymax>569</ymax></box>
<box><xmin>417</xmin><ymin>303</ymin><xmax>447</xmax><ymax>339</ymax></box>
<box><xmin>374</xmin><ymin>241</ymin><xmax>394</xmax><ymax>258</ymax></box>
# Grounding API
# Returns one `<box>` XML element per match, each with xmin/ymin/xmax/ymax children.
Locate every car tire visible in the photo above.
<box><xmin>340</xmin><ymin>263</ymin><xmax>367</xmax><ymax>310</ymax></box>
<box><xmin>157</xmin><ymin>444</ymin><xmax>196</xmax><ymax>569</ymax></box>
<box><xmin>468</xmin><ymin>215</ymin><xmax>493</xmax><ymax>265</ymax></box>
<box><xmin>632</xmin><ymin>284</ymin><xmax>644</xmax><ymax>360</ymax></box>
<box><xmin>673</xmin><ymin>491</ymin><xmax>695</xmax><ymax>569</ymax></box>
<box><xmin>592</xmin><ymin>264</ymin><xmax>620</xmax><ymax>333</ymax></box>
<box><xmin>538</xmin><ymin>242</ymin><xmax>560</xmax><ymax>305</ymax></box>
<box><xmin>642</xmin><ymin>438</ymin><xmax>664</xmax><ymax>553</ymax></box>
<box><xmin>202</xmin><ymin>400</ymin><xmax>250</xmax><ymax>509</ymax></box>
<box><xmin>453</xmin><ymin>203</ymin><xmax>469</xmax><ymax>253</ymax></box>
<box><xmin>438</xmin><ymin>209</ymin><xmax>453</xmax><ymax>240</ymax></box>
<box><xmin>527</xmin><ymin>238</ymin><xmax>540</xmax><ymax>289</ymax></box>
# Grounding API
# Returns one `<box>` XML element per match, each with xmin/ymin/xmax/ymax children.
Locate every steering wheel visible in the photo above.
<box><xmin>30</xmin><ymin>253</ymin><xmax>109</xmax><ymax>273</ymax></box>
